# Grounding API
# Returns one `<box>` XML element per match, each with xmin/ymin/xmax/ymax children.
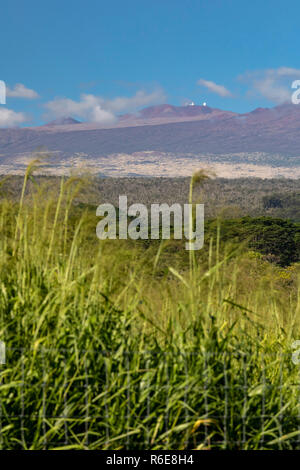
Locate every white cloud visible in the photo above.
<box><xmin>197</xmin><ymin>79</ymin><xmax>232</xmax><ymax>97</ymax></box>
<box><xmin>240</xmin><ymin>67</ymin><xmax>300</xmax><ymax>104</ymax></box>
<box><xmin>44</xmin><ymin>88</ymin><xmax>166</xmax><ymax>123</ymax></box>
<box><xmin>106</xmin><ymin>89</ymin><xmax>166</xmax><ymax>112</ymax></box>
<box><xmin>0</xmin><ymin>108</ymin><xmax>28</xmax><ymax>127</ymax></box>
<box><xmin>45</xmin><ymin>95</ymin><xmax>116</xmax><ymax>124</ymax></box>
<box><xmin>6</xmin><ymin>83</ymin><xmax>39</xmax><ymax>99</ymax></box>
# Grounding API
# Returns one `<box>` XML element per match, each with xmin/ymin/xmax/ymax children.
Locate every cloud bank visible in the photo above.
<box><xmin>44</xmin><ymin>88</ymin><xmax>166</xmax><ymax>124</ymax></box>
<box><xmin>240</xmin><ymin>67</ymin><xmax>300</xmax><ymax>104</ymax></box>
<box><xmin>0</xmin><ymin>108</ymin><xmax>28</xmax><ymax>127</ymax></box>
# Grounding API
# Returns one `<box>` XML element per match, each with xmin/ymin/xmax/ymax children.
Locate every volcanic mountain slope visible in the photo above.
<box><xmin>118</xmin><ymin>103</ymin><xmax>236</xmax><ymax>126</ymax></box>
<box><xmin>44</xmin><ymin>117</ymin><xmax>81</xmax><ymax>126</ymax></box>
<box><xmin>0</xmin><ymin>103</ymin><xmax>299</xmax><ymax>174</ymax></box>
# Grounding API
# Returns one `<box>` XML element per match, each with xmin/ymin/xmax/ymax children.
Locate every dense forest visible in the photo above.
<box><xmin>1</xmin><ymin>175</ymin><xmax>300</xmax><ymax>220</ymax></box>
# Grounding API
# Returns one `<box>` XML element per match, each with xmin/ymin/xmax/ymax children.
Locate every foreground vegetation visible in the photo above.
<box><xmin>0</xmin><ymin>171</ymin><xmax>299</xmax><ymax>449</ymax></box>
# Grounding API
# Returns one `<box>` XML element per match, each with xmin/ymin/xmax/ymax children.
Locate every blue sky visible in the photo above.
<box><xmin>1</xmin><ymin>0</ymin><xmax>300</xmax><ymax>126</ymax></box>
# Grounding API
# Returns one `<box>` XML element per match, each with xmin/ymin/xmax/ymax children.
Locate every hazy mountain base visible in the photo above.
<box><xmin>0</xmin><ymin>151</ymin><xmax>299</xmax><ymax>178</ymax></box>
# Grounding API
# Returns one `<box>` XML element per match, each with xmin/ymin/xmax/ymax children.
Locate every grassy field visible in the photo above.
<box><xmin>0</xmin><ymin>169</ymin><xmax>299</xmax><ymax>449</ymax></box>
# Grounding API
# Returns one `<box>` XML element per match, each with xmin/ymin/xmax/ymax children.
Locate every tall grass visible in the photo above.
<box><xmin>0</xmin><ymin>171</ymin><xmax>299</xmax><ymax>449</ymax></box>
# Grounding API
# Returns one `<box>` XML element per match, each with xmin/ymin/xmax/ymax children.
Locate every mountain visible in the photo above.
<box><xmin>44</xmin><ymin>117</ymin><xmax>81</xmax><ymax>126</ymax></box>
<box><xmin>119</xmin><ymin>103</ymin><xmax>236</xmax><ymax>125</ymax></box>
<box><xmin>0</xmin><ymin>103</ymin><xmax>299</xmax><ymax>177</ymax></box>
